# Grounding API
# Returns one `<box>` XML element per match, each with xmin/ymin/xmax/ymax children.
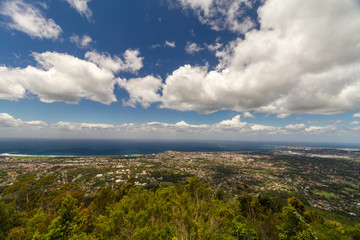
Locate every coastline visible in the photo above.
<box><xmin>0</xmin><ymin>139</ymin><xmax>359</xmax><ymax>157</ymax></box>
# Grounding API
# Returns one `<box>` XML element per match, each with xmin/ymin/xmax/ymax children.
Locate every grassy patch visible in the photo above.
<box><xmin>129</xmin><ymin>162</ymin><xmax>143</xmax><ymax>166</ymax></box>
<box><xmin>312</xmin><ymin>189</ymin><xmax>338</xmax><ymax>199</ymax></box>
<box><xmin>344</xmin><ymin>187</ymin><xmax>358</xmax><ymax>193</ymax></box>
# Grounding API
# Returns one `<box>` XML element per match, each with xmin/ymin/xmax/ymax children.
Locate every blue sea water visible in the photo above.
<box><xmin>0</xmin><ymin>139</ymin><xmax>359</xmax><ymax>156</ymax></box>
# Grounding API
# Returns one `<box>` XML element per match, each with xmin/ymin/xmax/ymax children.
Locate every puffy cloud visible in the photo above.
<box><xmin>250</xmin><ymin>124</ymin><xmax>277</xmax><ymax>132</ymax></box>
<box><xmin>85</xmin><ymin>50</ymin><xmax>143</xmax><ymax>74</ymax></box>
<box><xmin>0</xmin><ymin>113</ymin><xmax>47</xmax><ymax>130</ymax></box>
<box><xmin>159</xmin><ymin>0</ymin><xmax>360</xmax><ymax>116</ymax></box>
<box><xmin>176</xmin><ymin>0</ymin><xmax>257</xmax><ymax>33</ymax></box>
<box><xmin>0</xmin><ymin>48</ymin><xmax>145</xmax><ymax>105</ymax></box>
<box><xmin>243</xmin><ymin>112</ymin><xmax>255</xmax><ymax>118</ymax></box>
<box><xmin>160</xmin><ymin>65</ymin><xmax>224</xmax><ymax>113</ymax></box>
<box><xmin>350</xmin><ymin>121</ymin><xmax>360</xmax><ymax>125</ymax></box>
<box><xmin>285</xmin><ymin>124</ymin><xmax>306</xmax><ymax>131</ymax></box>
<box><xmin>70</xmin><ymin>34</ymin><xmax>92</xmax><ymax>48</ymax></box>
<box><xmin>0</xmin><ymin>66</ymin><xmax>27</xmax><ymax>100</ymax></box>
<box><xmin>354</xmin><ymin>112</ymin><xmax>360</xmax><ymax>118</ymax></box>
<box><xmin>2</xmin><ymin>113</ymin><xmax>358</xmax><ymax>140</ymax></box>
<box><xmin>118</xmin><ymin>76</ymin><xmax>163</xmax><ymax>108</ymax></box>
<box><xmin>215</xmin><ymin>115</ymin><xmax>248</xmax><ymax>129</ymax></box>
<box><xmin>178</xmin><ymin>0</ymin><xmax>213</xmax><ymax>13</ymax></box>
<box><xmin>305</xmin><ymin>125</ymin><xmax>339</xmax><ymax>134</ymax></box>
<box><xmin>0</xmin><ymin>51</ymin><xmax>118</xmax><ymax>104</ymax></box>
<box><xmin>66</xmin><ymin>0</ymin><xmax>92</xmax><ymax>21</ymax></box>
<box><xmin>185</xmin><ymin>42</ymin><xmax>204</xmax><ymax>54</ymax></box>
<box><xmin>165</xmin><ymin>41</ymin><xmax>176</xmax><ymax>48</ymax></box>
<box><xmin>0</xmin><ymin>0</ymin><xmax>62</xmax><ymax>39</ymax></box>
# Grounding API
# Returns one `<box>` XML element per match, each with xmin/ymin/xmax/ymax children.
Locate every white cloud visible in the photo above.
<box><xmin>185</xmin><ymin>42</ymin><xmax>204</xmax><ymax>54</ymax></box>
<box><xmin>0</xmin><ymin>113</ymin><xmax>47</xmax><ymax>130</ymax></box>
<box><xmin>118</xmin><ymin>76</ymin><xmax>163</xmax><ymax>108</ymax></box>
<box><xmin>178</xmin><ymin>0</ymin><xmax>213</xmax><ymax>14</ymax></box>
<box><xmin>285</xmin><ymin>123</ymin><xmax>306</xmax><ymax>131</ymax></box>
<box><xmin>0</xmin><ymin>48</ymin><xmax>145</xmax><ymax>105</ymax></box>
<box><xmin>2</xmin><ymin>113</ymin><xmax>357</xmax><ymax>140</ymax></box>
<box><xmin>350</xmin><ymin>121</ymin><xmax>360</xmax><ymax>125</ymax></box>
<box><xmin>165</xmin><ymin>41</ymin><xmax>176</xmax><ymax>48</ymax></box>
<box><xmin>277</xmin><ymin>113</ymin><xmax>290</xmax><ymax>119</ymax></box>
<box><xmin>150</xmin><ymin>44</ymin><xmax>161</xmax><ymax>49</ymax></box>
<box><xmin>152</xmin><ymin>41</ymin><xmax>176</xmax><ymax>49</ymax></box>
<box><xmin>0</xmin><ymin>51</ymin><xmax>119</xmax><ymax>104</ymax></box>
<box><xmin>206</xmin><ymin>41</ymin><xmax>223</xmax><ymax>52</ymax></box>
<box><xmin>158</xmin><ymin>0</ymin><xmax>360</xmax><ymax>116</ymax></box>
<box><xmin>0</xmin><ymin>0</ymin><xmax>62</xmax><ymax>39</ymax></box>
<box><xmin>66</xmin><ymin>0</ymin><xmax>92</xmax><ymax>21</ymax></box>
<box><xmin>216</xmin><ymin>115</ymin><xmax>247</xmax><ymax>129</ymax></box>
<box><xmin>0</xmin><ymin>66</ymin><xmax>27</xmax><ymax>100</ymax></box>
<box><xmin>243</xmin><ymin>112</ymin><xmax>255</xmax><ymax>118</ymax></box>
<box><xmin>308</xmin><ymin>120</ymin><xmax>344</xmax><ymax>125</ymax></box>
<box><xmin>305</xmin><ymin>126</ymin><xmax>326</xmax><ymax>132</ymax></box>
<box><xmin>285</xmin><ymin>124</ymin><xmax>306</xmax><ymax>131</ymax></box>
<box><xmin>85</xmin><ymin>50</ymin><xmax>143</xmax><ymax>73</ymax></box>
<box><xmin>70</xmin><ymin>34</ymin><xmax>92</xmax><ymax>48</ymax></box>
<box><xmin>353</xmin><ymin>112</ymin><xmax>360</xmax><ymax>118</ymax></box>
<box><xmin>176</xmin><ymin>0</ymin><xmax>256</xmax><ymax>33</ymax></box>
<box><xmin>250</xmin><ymin>124</ymin><xmax>277</xmax><ymax>132</ymax></box>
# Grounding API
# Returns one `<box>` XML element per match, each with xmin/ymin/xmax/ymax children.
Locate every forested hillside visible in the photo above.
<box><xmin>0</xmin><ymin>176</ymin><xmax>359</xmax><ymax>240</ymax></box>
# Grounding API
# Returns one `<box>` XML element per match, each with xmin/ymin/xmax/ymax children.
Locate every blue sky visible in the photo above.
<box><xmin>0</xmin><ymin>0</ymin><xmax>360</xmax><ymax>143</ymax></box>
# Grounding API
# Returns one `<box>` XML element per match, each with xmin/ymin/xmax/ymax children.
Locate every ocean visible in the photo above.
<box><xmin>0</xmin><ymin>139</ymin><xmax>359</xmax><ymax>156</ymax></box>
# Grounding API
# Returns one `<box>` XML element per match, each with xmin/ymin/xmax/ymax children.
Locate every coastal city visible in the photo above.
<box><xmin>1</xmin><ymin>147</ymin><xmax>359</xmax><ymax>220</ymax></box>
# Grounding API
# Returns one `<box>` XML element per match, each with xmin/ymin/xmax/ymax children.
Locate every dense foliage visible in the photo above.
<box><xmin>0</xmin><ymin>175</ymin><xmax>359</xmax><ymax>240</ymax></box>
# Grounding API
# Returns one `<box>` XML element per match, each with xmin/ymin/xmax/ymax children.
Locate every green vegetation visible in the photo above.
<box><xmin>1</xmin><ymin>150</ymin><xmax>360</xmax><ymax>239</ymax></box>
<box><xmin>311</xmin><ymin>189</ymin><xmax>339</xmax><ymax>199</ymax></box>
<box><xmin>344</xmin><ymin>187</ymin><xmax>358</xmax><ymax>193</ymax></box>
<box><xmin>0</xmin><ymin>176</ymin><xmax>359</xmax><ymax>239</ymax></box>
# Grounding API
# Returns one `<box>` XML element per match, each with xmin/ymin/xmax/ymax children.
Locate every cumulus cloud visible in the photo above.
<box><xmin>243</xmin><ymin>112</ymin><xmax>255</xmax><ymax>118</ymax></box>
<box><xmin>0</xmin><ymin>52</ymin><xmax>117</xmax><ymax>104</ymax></box>
<box><xmin>0</xmin><ymin>113</ymin><xmax>47</xmax><ymax>131</ymax></box>
<box><xmin>0</xmin><ymin>67</ymin><xmax>27</xmax><ymax>100</ymax></box>
<box><xmin>176</xmin><ymin>0</ymin><xmax>257</xmax><ymax>33</ymax></box>
<box><xmin>350</xmin><ymin>121</ymin><xmax>360</xmax><ymax>125</ymax></box>
<box><xmin>85</xmin><ymin>50</ymin><xmax>143</xmax><ymax>73</ymax></box>
<box><xmin>285</xmin><ymin>124</ymin><xmax>306</xmax><ymax>131</ymax></box>
<box><xmin>159</xmin><ymin>0</ymin><xmax>360</xmax><ymax>116</ymax></box>
<box><xmin>0</xmin><ymin>48</ymin><xmax>146</xmax><ymax>105</ymax></box>
<box><xmin>66</xmin><ymin>0</ymin><xmax>92</xmax><ymax>21</ymax></box>
<box><xmin>0</xmin><ymin>0</ymin><xmax>62</xmax><ymax>39</ymax></box>
<box><xmin>70</xmin><ymin>34</ymin><xmax>92</xmax><ymax>48</ymax></box>
<box><xmin>1</xmin><ymin>113</ymin><xmax>358</xmax><ymax>140</ymax></box>
<box><xmin>215</xmin><ymin>115</ymin><xmax>247</xmax><ymax>129</ymax></box>
<box><xmin>185</xmin><ymin>42</ymin><xmax>204</xmax><ymax>54</ymax></box>
<box><xmin>118</xmin><ymin>76</ymin><xmax>163</xmax><ymax>108</ymax></box>
<box><xmin>354</xmin><ymin>112</ymin><xmax>360</xmax><ymax>118</ymax></box>
<box><xmin>165</xmin><ymin>41</ymin><xmax>176</xmax><ymax>48</ymax></box>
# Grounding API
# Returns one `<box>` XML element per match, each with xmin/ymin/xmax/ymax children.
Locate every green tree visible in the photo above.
<box><xmin>287</xmin><ymin>197</ymin><xmax>305</xmax><ymax>215</ymax></box>
<box><xmin>91</xmin><ymin>187</ymin><xmax>116</xmax><ymax>215</ymax></box>
<box><xmin>277</xmin><ymin>205</ymin><xmax>317</xmax><ymax>240</ymax></box>
<box><xmin>0</xmin><ymin>201</ymin><xmax>20</xmax><ymax>239</ymax></box>
<box><xmin>346</xmin><ymin>223</ymin><xmax>360</xmax><ymax>240</ymax></box>
<box><xmin>46</xmin><ymin>195</ymin><xmax>81</xmax><ymax>240</ymax></box>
